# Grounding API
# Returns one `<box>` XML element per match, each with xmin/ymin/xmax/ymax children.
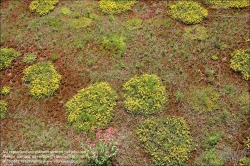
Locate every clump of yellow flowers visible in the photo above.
<box><xmin>65</xmin><ymin>82</ymin><xmax>117</xmax><ymax>133</ymax></box>
<box><xmin>246</xmin><ymin>136</ymin><xmax>250</xmax><ymax>149</ymax></box>
<box><xmin>0</xmin><ymin>100</ymin><xmax>8</xmax><ymax>119</ymax></box>
<box><xmin>206</xmin><ymin>0</ymin><xmax>249</xmax><ymax>8</ymax></box>
<box><xmin>123</xmin><ymin>74</ymin><xmax>167</xmax><ymax>115</ymax></box>
<box><xmin>1</xmin><ymin>86</ymin><xmax>11</xmax><ymax>96</ymax></box>
<box><xmin>169</xmin><ymin>1</ymin><xmax>208</xmax><ymax>24</ymax></box>
<box><xmin>239</xmin><ymin>157</ymin><xmax>250</xmax><ymax>166</ymax></box>
<box><xmin>0</xmin><ymin>48</ymin><xmax>21</xmax><ymax>70</ymax></box>
<box><xmin>230</xmin><ymin>49</ymin><xmax>250</xmax><ymax>80</ymax></box>
<box><xmin>23</xmin><ymin>62</ymin><xmax>61</xmax><ymax>98</ymax></box>
<box><xmin>29</xmin><ymin>0</ymin><xmax>59</xmax><ymax>16</ymax></box>
<box><xmin>99</xmin><ymin>0</ymin><xmax>136</xmax><ymax>14</ymax></box>
<box><xmin>136</xmin><ymin>117</ymin><xmax>195</xmax><ymax>165</ymax></box>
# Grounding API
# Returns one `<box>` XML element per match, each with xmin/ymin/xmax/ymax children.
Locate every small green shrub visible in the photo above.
<box><xmin>65</xmin><ymin>82</ymin><xmax>117</xmax><ymax>133</ymax></box>
<box><xmin>230</xmin><ymin>49</ymin><xmax>250</xmax><ymax>80</ymax></box>
<box><xmin>225</xmin><ymin>84</ymin><xmax>236</xmax><ymax>94</ymax></box>
<box><xmin>123</xmin><ymin>18</ymin><xmax>143</xmax><ymax>30</ymax></box>
<box><xmin>169</xmin><ymin>1</ymin><xmax>208</xmax><ymax>24</ymax></box>
<box><xmin>205</xmin><ymin>0</ymin><xmax>250</xmax><ymax>8</ymax></box>
<box><xmin>237</xmin><ymin>91</ymin><xmax>249</xmax><ymax>114</ymax></box>
<box><xmin>183</xmin><ymin>25</ymin><xmax>209</xmax><ymax>41</ymax></box>
<box><xmin>99</xmin><ymin>0</ymin><xmax>136</xmax><ymax>14</ymax></box>
<box><xmin>204</xmin><ymin>131</ymin><xmax>223</xmax><ymax>149</ymax></box>
<box><xmin>101</xmin><ymin>35</ymin><xmax>126</xmax><ymax>56</ymax></box>
<box><xmin>1</xmin><ymin>86</ymin><xmax>11</xmax><ymax>96</ymax></box>
<box><xmin>239</xmin><ymin>157</ymin><xmax>250</xmax><ymax>166</ymax></box>
<box><xmin>71</xmin><ymin>17</ymin><xmax>92</xmax><ymax>29</ymax></box>
<box><xmin>29</xmin><ymin>0</ymin><xmax>59</xmax><ymax>16</ymax></box>
<box><xmin>51</xmin><ymin>54</ymin><xmax>59</xmax><ymax>62</ymax></box>
<box><xmin>220</xmin><ymin>109</ymin><xmax>229</xmax><ymax>123</ymax></box>
<box><xmin>136</xmin><ymin>117</ymin><xmax>194</xmax><ymax>165</ymax></box>
<box><xmin>23</xmin><ymin>62</ymin><xmax>61</xmax><ymax>98</ymax></box>
<box><xmin>23</xmin><ymin>54</ymin><xmax>37</xmax><ymax>64</ymax></box>
<box><xmin>174</xmin><ymin>91</ymin><xmax>185</xmax><ymax>101</ymax></box>
<box><xmin>194</xmin><ymin>149</ymin><xmax>225</xmax><ymax>166</ymax></box>
<box><xmin>60</xmin><ymin>7</ymin><xmax>71</xmax><ymax>15</ymax></box>
<box><xmin>188</xmin><ymin>86</ymin><xmax>219</xmax><ymax>113</ymax></box>
<box><xmin>211</xmin><ymin>55</ymin><xmax>218</xmax><ymax>61</ymax></box>
<box><xmin>0</xmin><ymin>48</ymin><xmax>21</xmax><ymax>70</ymax></box>
<box><xmin>0</xmin><ymin>100</ymin><xmax>7</xmax><ymax>119</ymax></box>
<box><xmin>123</xmin><ymin>74</ymin><xmax>167</xmax><ymax>115</ymax></box>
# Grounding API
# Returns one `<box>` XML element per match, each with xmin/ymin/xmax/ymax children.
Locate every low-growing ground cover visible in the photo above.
<box><xmin>0</xmin><ymin>0</ymin><xmax>249</xmax><ymax>165</ymax></box>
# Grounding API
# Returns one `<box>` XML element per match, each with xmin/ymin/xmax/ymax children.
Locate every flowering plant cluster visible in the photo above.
<box><xmin>188</xmin><ymin>86</ymin><xmax>219</xmax><ymax>113</ymax></box>
<box><xmin>0</xmin><ymin>100</ymin><xmax>7</xmax><ymax>119</ymax></box>
<box><xmin>82</xmin><ymin>127</ymin><xmax>122</xmax><ymax>166</ymax></box>
<box><xmin>0</xmin><ymin>48</ymin><xmax>21</xmax><ymax>70</ymax></box>
<box><xmin>23</xmin><ymin>62</ymin><xmax>61</xmax><ymax>98</ymax></box>
<box><xmin>29</xmin><ymin>0</ymin><xmax>59</xmax><ymax>16</ymax></box>
<box><xmin>1</xmin><ymin>86</ymin><xmax>11</xmax><ymax>96</ymax></box>
<box><xmin>246</xmin><ymin>136</ymin><xmax>250</xmax><ymax>149</ymax></box>
<box><xmin>169</xmin><ymin>1</ymin><xmax>208</xmax><ymax>24</ymax></box>
<box><xmin>205</xmin><ymin>0</ymin><xmax>249</xmax><ymax>8</ymax></box>
<box><xmin>239</xmin><ymin>157</ymin><xmax>250</xmax><ymax>166</ymax></box>
<box><xmin>230</xmin><ymin>49</ymin><xmax>250</xmax><ymax>80</ymax></box>
<box><xmin>99</xmin><ymin>0</ymin><xmax>136</xmax><ymax>14</ymax></box>
<box><xmin>65</xmin><ymin>82</ymin><xmax>117</xmax><ymax>132</ymax></box>
<box><xmin>123</xmin><ymin>74</ymin><xmax>167</xmax><ymax>115</ymax></box>
<box><xmin>136</xmin><ymin>117</ymin><xmax>194</xmax><ymax>165</ymax></box>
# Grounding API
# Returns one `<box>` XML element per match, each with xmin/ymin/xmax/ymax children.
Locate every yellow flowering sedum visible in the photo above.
<box><xmin>0</xmin><ymin>100</ymin><xmax>8</xmax><ymax>119</ymax></box>
<box><xmin>123</xmin><ymin>74</ymin><xmax>167</xmax><ymax>115</ymax></box>
<box><xmin>1</xmin><ymin>86</ymin><xmax>11</xmax><ymax>96</ymax></box>
<box><xmin>0</xmin><ymin>48</ymin><xmax>21</xmax><ymax>70</ymax></box>
<box><xmin>23</xmin><ymin>62</ymin><xmax>61</xmax><ymax>98</ymax></box>
<box><xmin>206</xmin><ymin>0</ymin><xmax>249</xmax><ymax>8</ymax></box>
<box><xmin>99</xmin><ymin>0</ymin><xmax>136</xmax><ymax>14</ymax></box>
<box><xmin>169</xmin><ymin>1</ymin><xmax>208</xmax><ymax>24</ymax></box>
<box><xmin>239</xmin><ymin>157</ymin><xmax>250</xmax><ymax>166</ymax></box>
<box><xmin>230</xmin><ymin>49</ymin><xmax>250</xmax><ymax>80</ymax></box>
<box><xmin>65</xmin><ymin>82</ymin><xmax>117</xmax><ymax>132</ymax></box>
<box><xmin>136</xmin><ymin>117</ymin><xmax>194</xmax><ymax>165</ymax></box>
<box><xmin>29</xmin><ymin>0</ymin><xmax>59</xmax><ymax>16</ymax></box>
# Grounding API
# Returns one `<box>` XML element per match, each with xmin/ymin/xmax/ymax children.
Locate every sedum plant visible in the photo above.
<box><xmin>99</xmin><ymin>0</ymin><xmax>136</xmax><ymax>14</ymax></box>
<box><xmin>23</xmin><ymin>53</ymin><xmax>37</xmax><ymax>64</ymax></box>
<box><xmin>29</xmin><ymin>0</ymin><xmax>59</xmax><ymax>16</ymax></box>
<box><xmin>194</xmin><ymin>149</ymin><xmax>225</xmax><ymax>166</ymax></box>
<box><xmin>65</xmin><ymin>82</ymin><xmax>117</xmax><ymax>133</ymax></box>
<box><xmin>23</xmin><ymin>62</ymin><xmax>61</xmax><ymax>98</ymax></box>
<box><xmin>0</xmin><ymin>48</ymin><xmax>21</xmax><ymax>70</ymax></box>
<box><xmin>230</xmin><ymin>49</ymin><xmax>250</xmax><ymax>80</ymax></box>
<box><xmin>0</xmin><ymin>100</ymin><xmax>7</xmax><ymax>119</ymax></box>
<box><xmin>136</xmin><ymin>117</ymin><xmax>195</xmax><ymax>165</ymax></box>
<box><xmin>169</xmin><ymin>1</ymin><xmax>208</xmax><ymax>24</ymax></box>
<box><xmin>188</xmin><ymin>86</ymin><xmax>219</xmax><ymax>113</ymax></box>
<box><xmin>123</xmin><ymin>74</ymin><xmax>167</xmax><ymax>115</ymax></box>
<box><xmin>205</xmin><ymin>0</ymin><xmax>250</xmax><ymax>8</ymax></box>
<box><xmin>1</xmin><ymin>86</ymin><xmax>11</xmax><ymax>96</ymax></box>
<box><xmin>101</xmin><ymin>34</ymin><xmax>126</xmax><ymax>56</ymax></box>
